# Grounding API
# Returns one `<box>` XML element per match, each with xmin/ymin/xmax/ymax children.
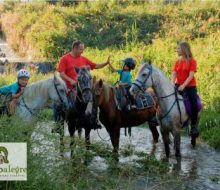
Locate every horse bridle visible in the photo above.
<box><xmin>76</xmin><ymin>75</ymin><xmax>93</xmax><ymax>103</ymax></box>
<box><xmin>133</xmin><ymin>64</ymin><xmax>153</xmax><ymax>93</ymax></box>
<box><xmin>133</xmin><ymin>64</ymin><xmax>177</xmax><ymax>99</ymax></box>
<box><xmin>92</xmin><ymin>84</ymin><xmax>104</xmax><ymax>108</ymax></box>
<box><xmin>133</xmin><ymin>64</ymin><xmax>183</xmax><ymax>123</ymax></box>
<box><xmin>54</xmin><ymin>78</ymin><xmax>66</xmax><ymax>105</ymax></box>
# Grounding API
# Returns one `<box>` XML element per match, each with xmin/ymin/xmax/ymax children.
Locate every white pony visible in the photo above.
<box><xmin>16</xmin><ymin>75</ymin><xmax>69</xmax><ymax>121</ymax></box>
<box><xmin>130</xmin><ymin>62</ymin><xmax>189</xmax><ymax>159</ymax></box>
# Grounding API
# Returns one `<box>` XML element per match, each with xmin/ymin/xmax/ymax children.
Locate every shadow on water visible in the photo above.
<box><xmin>32</xmin><ymin>122</ymin><xmax>220</xmax><ymax>190</ymax></box>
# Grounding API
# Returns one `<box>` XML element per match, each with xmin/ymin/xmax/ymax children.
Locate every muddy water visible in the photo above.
<box><xmin>32</xmin><ymin>122</ymin><xmax>220</xmax><ymax>190</ymax></box>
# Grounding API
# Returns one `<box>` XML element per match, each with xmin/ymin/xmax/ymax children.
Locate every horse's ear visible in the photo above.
<box><xmin>98</xmin><ymin>79</ymin><xmax>103</xmax><ymax>87</ymax></box>
<box><xmin>86</xmin><ymin>66</ymin><xmax>91</xmax><ymax>71</ymax></box>
<box><xmin>54</xmin><ymin>73</ymin><xmax>58</xmax><ymax>81</ymax></box>
<box><xmin>92</xmin><ymin>76</ymin><xmax>96</xmax><ymax>89</ymax></box>
<box><xmin>74</xmin><ymin>67</ymin><xmax>80</xmax><ymax>73</ymax></box>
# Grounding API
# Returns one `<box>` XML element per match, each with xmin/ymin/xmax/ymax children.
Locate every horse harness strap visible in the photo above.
<box><xmin>19</xmin><ymin>96</ymin><xmax>53</xmax><ymax>118</ymax></box>
<box><xmin>133</xmin><ymin>64</ymin><xmax>153</xmax><ymax>93</ymax></box>
<box><xmin>76</xmin><ymin>83</ymin><xmax>92</xmax><ymax>103</ymax></box>
<box><xmin>158</xmin><ymin>92</ymin><xmax>175</xmax><ymax>99</ymax></box>
<box><xmin>20</xmin><ymin>96</ymin><xmax>36</xmax><ymax>116</ymax></box>
<box><xmin>158</xmin><ymin>88</ymin><xmax>183</xmax><ymax>125</ymax></box>
<box><xmin>112</xmin><ymin>87</ymin><xmax>121</xmax><ymax>110</ymax></box>
<box><xmin>158</xmin><ymin>98</ymin><xmax>176</xmax><ymax>121</ymax></box>
<box><xmin>54</xmin><ymin>80</ymin><xmax>64</xmax><ymax>105</ymax></box>
<box><xmin>175</xmin><ymin>89</ymin><xmax>183</xmax><ymax>125</ymax></box>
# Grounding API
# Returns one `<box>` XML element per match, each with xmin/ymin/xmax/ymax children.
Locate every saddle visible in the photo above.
<box><xmin>113</xmin><ymin>86</ymin><xmax>155</xmax><ymax>111</ymax></box>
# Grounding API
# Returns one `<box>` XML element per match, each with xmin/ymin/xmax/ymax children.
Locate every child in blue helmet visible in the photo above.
<box><xmin>109</xmin><ymin>57</ymin><xmax>136</xmax><ymax>109</ymax></box>
<box><xmin>109</xmin><ymin>57</ymin><xmax>135</xmax><ymax>88</ymax></box>
<box><xmin>0</xmin><ymin>69</ymin><xmax>30</xmax><ymax>114</ymax></box>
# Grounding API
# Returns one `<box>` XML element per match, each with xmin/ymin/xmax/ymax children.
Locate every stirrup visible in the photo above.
<box><xmin>190</xmin><ymin>127</ymin><xmax>199</xmax><ymax>138</ymax></box>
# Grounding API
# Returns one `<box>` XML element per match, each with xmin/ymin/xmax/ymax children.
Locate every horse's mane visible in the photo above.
<box><xmin>139</xmin><ymin>63</ymin><xmax>170</xmax><ymax>83</ymax></box>
<box><xmin>138</xmin><ymin>63</ymin><xmax>147</xmax><ymax>75</ymax></box>
<box><xmin>23</xmin><ymin>75</ymin><xmax>65</xmax><ymax>99</ymax></box>
<box><xmin>24</xmin><ymin>78</ymin><xmax>51</xmax><ymax>98</ymax></box>
<box><xmin>101</xmin><ymin>81</ymin><xmax>110</xmax><ymax>103</ymax></box>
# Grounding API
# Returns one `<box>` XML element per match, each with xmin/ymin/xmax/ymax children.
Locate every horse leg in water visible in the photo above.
<box><xmin>77</xmin><ymin>128</ymin><xmax>82</xmax><ymax>138</ymax></box>
<box><xmin>108</xmin><ymin>124</ymin><xmax>120</xmax><ymax>162</ymax></box>
<box><xmin>67</xmin><ymin>118</ymin><xmax>76</xmax><ymax>159</ymax></box>
<box><xmin>173</xmin><ymin>128</ymin><xmax>181</xmax><ymax>159</ymax></box>
<box><xmin>148</xmin><ymin>121</ymin><xmax>159</xmax><ymax>143</ymax></box>
<box><xmin>53</xmin><ymin>108</ymin><xmax>65</xmax><ymax>155</ymax></box>
<box><xmin>85</xmin><ymin>128</ymin><xmax>91</xmax><ymax>150</ymax></box>
<box><xmin>161</xmin><ymin>129</ymin><xmax>170</xmax><ymax>159</ymax></box>
<box><xmin>58</xmin><ymin>122</ymin><xmax>65</xmax><ymax>155</ymax></box>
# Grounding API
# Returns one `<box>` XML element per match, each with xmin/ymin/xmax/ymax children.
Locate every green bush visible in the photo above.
<box><xmin>199</xmin><ymin>109</ymin><xmax>220</xmax><ymax>149</ymax></box>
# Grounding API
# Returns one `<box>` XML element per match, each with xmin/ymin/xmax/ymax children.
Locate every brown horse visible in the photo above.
<box><xmin>93</xmin><ymin>78</ymin><xmax>160</xmax><ymax>157</ymax></box>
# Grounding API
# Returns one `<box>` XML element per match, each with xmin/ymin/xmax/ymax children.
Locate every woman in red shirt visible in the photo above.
<box><xmin>172</xmin><ymin>42</ymin><xmax>199</xmax><ymax>138</ymax></box>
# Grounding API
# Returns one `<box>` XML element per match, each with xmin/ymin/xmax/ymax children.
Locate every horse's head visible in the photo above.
<box><xmin>75</xmin><ymin>67</ymin><xmax>93</xmax><ymax>104</ymax></box>
<box><xmin>92</xmin><ymin>77</ymin><xmax>109</xmax><ymax>107</ymax></box>
<box><xmin>130</xmin><ymin>61</ymin><xmax>153</xmax><ymax>97</ymax></box>
<box><xmin>50</xmin><ymin>75</ymin><xmax>69</xmax><ymax>109</ymax></box>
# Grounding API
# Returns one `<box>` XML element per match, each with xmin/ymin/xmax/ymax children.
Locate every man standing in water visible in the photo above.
<box><xmin>55</xmin><ymin>40</ymin><xmax>110</xmax><ymax>129</ymax></box>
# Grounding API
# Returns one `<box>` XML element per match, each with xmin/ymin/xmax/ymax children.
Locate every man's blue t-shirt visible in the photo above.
<box><xmin>116</xmin><ymin>69</ymin><xmax>132</xmax><ymax>88</ymax></box>
<box><xmin>0</xmin><ymin>82</ymin><xmax>20</xmax><ymax>94</ymax></box>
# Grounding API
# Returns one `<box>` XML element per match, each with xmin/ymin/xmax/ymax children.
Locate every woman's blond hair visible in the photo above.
<box><xmin>178</xmin><ymin>42</ymin><xmax>193</xmax><ymax>63</ymax></box>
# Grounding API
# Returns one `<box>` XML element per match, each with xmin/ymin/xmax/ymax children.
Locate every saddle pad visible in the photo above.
<box><xmin>113</xmin><ymin>86</ymin><xmax>127</xmax><ymax>111</ymax></box>
<box><xmin>135</xmin><ymin>92</ymin><xmax>155</xmax><ymax>109</ymax></box>
<box><xmin>113</xmin><ymin>87</ymin><xmax>155</xmax><ymax>111</ymax></box>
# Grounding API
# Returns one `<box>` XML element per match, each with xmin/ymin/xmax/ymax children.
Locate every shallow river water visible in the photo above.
<box><xmin>32</xmin><ymin>122</ymin><xmax>220</xmax><ymax>190</ymax></box>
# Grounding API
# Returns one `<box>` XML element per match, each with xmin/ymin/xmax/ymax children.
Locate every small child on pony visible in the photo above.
<box><xmin>0</xmin><ymin>69</ymin><xmax>30</xmax><ymax>115</ymax></box>
<box><xmin>109</xmin><ymin>57</ymin><xmax>136</xmax><ymax>110</ymax></box>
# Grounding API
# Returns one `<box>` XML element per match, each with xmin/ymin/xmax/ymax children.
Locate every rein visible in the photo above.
<box><xmin>132</xmin><ymin>64</ymin><xmax>153</xmax><ymax>93</ymax></box>
<box><xmin>93</xmin><ymin>86</ymin><xmax>111</xmax><ymax>142</ymax></box>
<box><xmin>20</xmin><ymin>96</ymin><xmax>37</xmax><ymax>116</ymax></box>
<box><xmin>54</xmin><ymin>78</ymin><xmax>65</xmax><ymax>105</ymax></box>
<box><xmin>70</xmin><ymin>79</ymin><xmax>93</xmax><ymax>117</ymax></box>
<box><xmin>76</xmin><ymin>83</ymin><xmax>92</xmax><ymax>103</ymax></box>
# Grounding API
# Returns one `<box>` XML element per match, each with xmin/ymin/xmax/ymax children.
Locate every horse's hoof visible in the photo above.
<box><xmin>175</xmin><ymin>153</ymin><xmax>181</xmax><ymax>161</ymax></box>
<box><xmin>86</xmin><ymin>145</ymin><xmax>91</xmax><ymax>150</ymax></box>
<box><xmin>191</xmin><ymin>137</ymin><xmax>196</xmax><ymax>148</ymax></box>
